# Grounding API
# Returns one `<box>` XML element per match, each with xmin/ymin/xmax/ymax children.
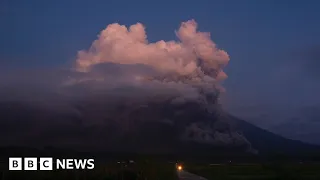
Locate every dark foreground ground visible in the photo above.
<box><xmin>185</xmin><ymin>162</ymin><xmax>320</xmax><ymax>180</ymax></box>
<box><xmin>0</xmin><ymin>160</ymin><xmax>178</xmax><ymax>180</ymax></box>
<box><xmin>1</xmin><ymin>160</ymin><xmax>320</xmax><ymax>180</ymax></box>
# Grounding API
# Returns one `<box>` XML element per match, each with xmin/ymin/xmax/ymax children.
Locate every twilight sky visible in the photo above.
<box><xmin>1</xmin><ymin>0</ymin><xmax>320</xmax><ymax>143</ymax></box>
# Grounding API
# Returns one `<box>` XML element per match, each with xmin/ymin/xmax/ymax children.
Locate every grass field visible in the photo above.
<box><xmin>0</xmin><ymin>160</ymin><xmax>178</xmax><ymax>180</ymax></box>
<box><xmin>185</xmin><ymin>162</ymin><xmax>320</xmax><ymax>180</ymax></box>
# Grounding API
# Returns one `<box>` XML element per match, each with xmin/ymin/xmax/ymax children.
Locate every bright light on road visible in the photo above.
<box><xmin>177</xmin><ymin>165</ymin><xmax>182</xmax><ymax>171</ymax></box>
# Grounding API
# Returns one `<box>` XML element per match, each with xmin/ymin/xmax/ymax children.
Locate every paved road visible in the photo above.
<box><xmin>178</xmin><ymin>170</ymin><xmax>208</xmax><ymax>180</ymax></box>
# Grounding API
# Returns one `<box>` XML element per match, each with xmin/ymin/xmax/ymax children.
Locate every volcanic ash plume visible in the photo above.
<box><xmin>74</xmin><ymin>20</ymin><xmax>230</xmax><ymax>105</ymax></box>
<box><xmin>76</xmin><ymin>19</ymin><xmax>229</xmax><ymax>79</ymax></box>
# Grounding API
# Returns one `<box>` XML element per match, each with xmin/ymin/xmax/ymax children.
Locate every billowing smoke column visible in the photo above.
<box><xmin>74</xmin><ymin>19</ymin><xmax>230</xmax><ymax>105</ymax></box>
<box><xmin>0</xmin><ymin>20</ymin><xmax>234</xmax><ymax>149</ymax></box>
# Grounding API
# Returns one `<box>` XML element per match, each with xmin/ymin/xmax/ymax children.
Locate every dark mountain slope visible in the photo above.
<box><xmin>0</xmin><ymin>98</ymin><xmax>319</xmax><ymax>159</ymax></box>
<box><xmin>232</xmin><ymin>115</ymin><xmax>320</xmax><ymax>157</ymax></box>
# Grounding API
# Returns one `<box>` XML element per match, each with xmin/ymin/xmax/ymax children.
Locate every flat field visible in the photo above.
<box><xmin>185</xmin><ymin>162</ymin><xmax>320</xmax><ymax>180</ymax></box>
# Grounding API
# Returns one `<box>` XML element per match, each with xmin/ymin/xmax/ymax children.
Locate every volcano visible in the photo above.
<box><xmin>0</xmin><ymin>91</ymin><xmax>319</xmax><ymax>159</ymax></box>
<box><xmin>1</xmin><ymin>19</ymin><xmax>319</xmax><ymax>159</ymax></box>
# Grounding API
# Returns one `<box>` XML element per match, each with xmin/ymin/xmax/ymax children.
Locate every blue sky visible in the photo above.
<box><xmin>1</xmin><ymin>0</ymin><xmax>320</xmax><ymax>141</ymax></box>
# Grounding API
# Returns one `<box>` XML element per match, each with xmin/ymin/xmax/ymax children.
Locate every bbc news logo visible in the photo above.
<box><xmin>9</xmin><ymin>157</ymin><xmax>94</xmax><ymax>171</ymax></box>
